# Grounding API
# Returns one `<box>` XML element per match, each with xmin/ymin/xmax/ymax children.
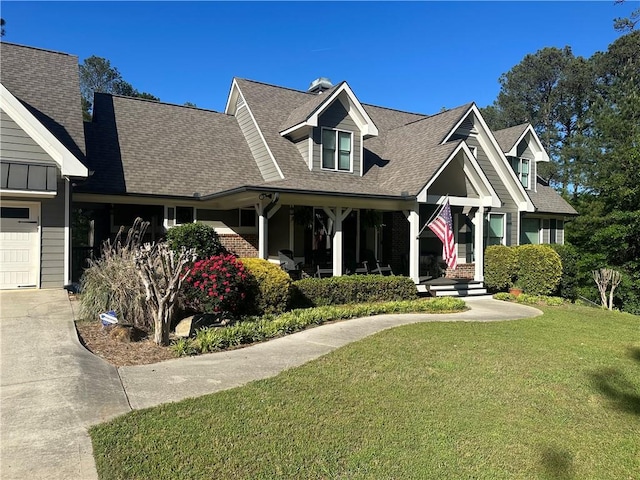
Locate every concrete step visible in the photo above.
<box><xmin>418</xmin><ymin>281</ymin><xmax>487</xmax><ymax>298</ymax></box>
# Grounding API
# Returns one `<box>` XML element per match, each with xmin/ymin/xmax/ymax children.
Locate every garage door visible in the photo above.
<box><xmin>0</xmin><ymin>202</ymin><xmax>40</xmax><ymax>289</ymax></box>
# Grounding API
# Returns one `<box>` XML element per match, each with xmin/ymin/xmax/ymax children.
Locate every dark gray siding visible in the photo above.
<box><xmin>312</xmin><ymin>98</ymin><xmax>362</xmax><ymax>174</ymax></box>
<box><xmin>40</xmin><ymin>178</ymin><xmax>67</xmax><ymax>287</ymax></box>
<box><xmin>234</xmin><ymin>96</ymin><xmax>281</xmax><ymax>182</ymax></box>
<box><xmin>465</xmin><ymin>136</ymin><xmax>519</xmax><ymax>246</ymax></box>
<box><xmin>0</xmin><ymin>109</ymin><xmax>56</xmax><ymax>165</ymax></box>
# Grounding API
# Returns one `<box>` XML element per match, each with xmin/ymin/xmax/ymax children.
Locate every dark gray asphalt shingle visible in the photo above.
<box><xmin>0</xmin><ymin>42</ymin><xmax>86</xmax><ymax>162</ymax></box>
<box><xmin>493</xmin><ymin>124</ymin><xmax>529</xmax><ymax>153</ymax></box>
<box><xmin>528</xmin><ymin>180</ymin><xmax>578</xmax><ymax>215</ymax></box>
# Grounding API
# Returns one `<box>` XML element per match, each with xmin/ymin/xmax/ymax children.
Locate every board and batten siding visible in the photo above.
<box><xmin>464</xmin><ymin>136</ymin><xmax>519</xmax><ymax>246</ymax></box>
<box><xmin>312</xmin><ymin>98</ymin><xmax>362</xmax><ymax>174</ymax></box>
<box><xmin>0</xmin><ymin>109</ymin><xmax>57</xmax><ymax>165</ymax></box>
<box><xmin>234</xmin><ymin>96</ymin><xmax>281</xmax><ymax>182</ymax></box>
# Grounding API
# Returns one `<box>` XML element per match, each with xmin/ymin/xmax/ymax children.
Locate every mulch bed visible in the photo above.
<box><xmin>75</xmin><ymin>321</ymin><xmax>176</xmax><ymax>367</ymax></box>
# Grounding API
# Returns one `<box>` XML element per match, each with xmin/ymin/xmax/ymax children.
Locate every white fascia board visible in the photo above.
<box><xmin>1</xmin><ymin>83</ymin><xmax>88</xmax><ymax>178</ymax></box>
<box><xmin>284</xmin><ymin>83</ymin><xmax>379</xmax><ymax>139</ymax></box>
<box><xmin>464</xmin><ymin>104</ymin><xmax>534</xmax><ymax>212</ymax></box>
<box><xmin>442</xmin><ymin>104</ymin><xmax>476</xmax><ymax>143</ymax></box>
<box><xmin>224</xmin><ymin>78</ymin><xmax>241</xmax><ymax>115</ymax></box>
<box><xmin>505</xmin><ymin>125</ymin><xmax>550</xmax><ymax>163</ymax></box>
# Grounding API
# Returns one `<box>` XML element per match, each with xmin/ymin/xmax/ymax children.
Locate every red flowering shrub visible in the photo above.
<box><xmin>182</xmin><ymin>254</ymin><xmax>248</xmax><ymax>316</ymax></box>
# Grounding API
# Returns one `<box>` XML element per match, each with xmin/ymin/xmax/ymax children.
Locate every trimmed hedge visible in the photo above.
<box><xmin>484</xmin><ymin>245</ymin><xmax>517</xmax><ymax>292</ymax></box>
<box><xmin>550</xmin><ymin>244</ymin><xmax>579</xmax><ymax>301</ymax></box>
<box><xmin>291</xmin><ymin>275</ymin><xmax>418</xmax><ymax>308</ymax></box>
<box><xmin>165</xmin><ymin>222</ymin><xmax>225</xmax><ymax>260</ymax></box>
<box><xmin>172</xmin><ymin>297</ymin><xmax>466</xmax><ymax>356</ymax></box>
<box><xmin>515</xmin><ymin>245</ymin><xmax>562</xmax><ymax>296</ymax></box>
<box><xmin>239</xmin><ymin>258</ymin><xmax>292</xmax><ymax>315</ymax></box>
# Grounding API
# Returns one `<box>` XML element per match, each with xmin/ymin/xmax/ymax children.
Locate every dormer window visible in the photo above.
<box><xmin>322</xmin><ymin>128</ymin><xmax>352</xmax><ymax>172</ymax></box>
<box><xmin>510</xmin><ymin>157</ymin><xmax>530</xmax><ymax>189</ymax></box>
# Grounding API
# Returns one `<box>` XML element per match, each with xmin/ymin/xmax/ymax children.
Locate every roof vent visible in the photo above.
<box><xmin>308</xmin><ymin>77</ymin><xmax>333</xmax><ymax>94</ymax></box>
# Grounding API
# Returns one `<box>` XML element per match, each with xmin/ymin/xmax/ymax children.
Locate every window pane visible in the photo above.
<box><xmin>521</xmin><ymin>172</ymin><xmax>529</xmax><ymax>188</ymax></box>
<box><xmin>322</xmin><ymin>129</ymin><xmax>335</xmax><ymax>149</ymax></box>
<box><xmin>338</xmin><ymin>132</ymin><xmax>351</xmax><ymax>151</ymax></box>
<box><xmin>322</xmin><ymin>130</ymin><xmax>336</xmax><ymax>169</ymax></box>
<box><xmin>521</xmin><ymin>218</ymin><xmax>539</xmax><ymax>244</ymax></box>
<box><xmin>489</xmin><ymin>215</ymin><xmax>503</xmax><ymax>237</ymax></box>
<box><xmin>511</xmin><ymin>157</ymin><xmax>520</xmax><ymax>175</ymax></box>
<box><xmin>176</xmin><ymin>206</ymin><xmax>194</xmax><ymax>225</ymax></box>
<box><xmin>1</xmin><ymin>207</ymin><xmax>30</xmax><ymax>219</ymax></box>
<box><xmin>521</xmin><ymin>159</ymin><xmax>529</xmax><ymax>174</ymax></box>
<box><xmin>338</xmin><ymin>152</ymin><xmax>350</xmax><ymax>171</ymax></box>
<box><xmin>240</xmin><ymin>209</ymin><xmax>256</xmax><ymax>227</ymax></box>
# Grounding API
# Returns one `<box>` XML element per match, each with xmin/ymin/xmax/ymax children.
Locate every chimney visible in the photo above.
<box><xmin>308</xmin><ymin>77</ymin><xmax>333</xmax><ymax>94</ymax></box>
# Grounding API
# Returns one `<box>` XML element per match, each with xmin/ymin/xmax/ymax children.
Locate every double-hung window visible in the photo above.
<box><xmin>322</xmin><ymin>129</ymin><xmax>352</xmax><ymax>172</ymax></box>
<box><xmin>485</xmin><ymin>213</ymin><xmax>505</xmax><ymax>247</ymax></box>
<box><xmin>510</xmin><ymin>157</ymin><xmax>530</xmax><ymax>189</ymax></box>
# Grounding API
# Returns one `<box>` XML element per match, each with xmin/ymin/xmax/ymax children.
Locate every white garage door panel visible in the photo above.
<box><xmin>0</xmin><ymin>202</ymin><xmax>40</xmax><ymax>289</ymax></box>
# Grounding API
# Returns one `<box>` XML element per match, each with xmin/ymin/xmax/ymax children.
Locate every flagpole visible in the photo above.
<box><xmin>416</xmin><ymin>195</ymin><xmax>449</xmax><ymax>238</ymax></box>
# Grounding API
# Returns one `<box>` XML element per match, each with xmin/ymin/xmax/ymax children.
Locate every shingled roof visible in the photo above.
<box><xmin>0</xmin><ymin>42</ymin><xmax>86</xmax><ymax>162</ymax></box>
<box><xmin>529</xmin><ymin>179</ymin><xmax>578</xmax><ymax>215</ymax></box>
<box><xmin>81</xmin><ymin>93</ymin><xmax>263</xmax><ymax>197</ymax></box>
<box><xmin>493</xmin><ymin>123</ymin><xmax>529</xmax><ymax>153</ymax></box>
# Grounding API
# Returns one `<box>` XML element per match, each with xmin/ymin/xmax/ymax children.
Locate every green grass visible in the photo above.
<box><xmin>91</xmin><ymin>304</ymin><xmax>640</xmax><ymax>479</ymax></box>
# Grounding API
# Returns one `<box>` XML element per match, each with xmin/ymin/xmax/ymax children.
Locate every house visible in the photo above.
<box><xmin>0</xmin><ymin>43</ymin><xmax>87</xmax><ymax>289</ymax></box>
<box><xmin>1</xmin><ymin>42</ymin><xmax>577</xmax><ymax>293</ymax></box>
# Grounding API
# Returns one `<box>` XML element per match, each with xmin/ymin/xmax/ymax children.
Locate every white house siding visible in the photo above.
<box><xmin>234</xmin><ymin>96</ymin><xmax>281</xmax><ymax>182</ymax></box>
<box><xmin>312</xmin><ymin>98</ymin><xmax>362</xmax><ymax>173</ymax></box>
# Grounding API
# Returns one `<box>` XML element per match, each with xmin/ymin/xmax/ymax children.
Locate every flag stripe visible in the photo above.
<box><xmin>427</xmin><ymin>199</ymin><xmax>457</xmax><ymax>270</ymax></box>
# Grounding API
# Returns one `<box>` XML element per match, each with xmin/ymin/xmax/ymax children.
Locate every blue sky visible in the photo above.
<box><xmin>0</xmin><ymin>1</ymin><xmax>628</xmax><ymax>114</ymax></box>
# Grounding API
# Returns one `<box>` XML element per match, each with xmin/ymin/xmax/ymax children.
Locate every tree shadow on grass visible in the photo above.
<box><xmin>627</xmin><ymin>346</ymin><xmax>640</xmax><ymax>363</ymax></box>
<box><xmin>589</xmin><ymin>368</ymin><xmax>640</xmax><ymax>416</ymax></box>
<box><xmin>540</xmin><ymin>446</ymin><xmax>575</xmax><ymax>479</ymax></box>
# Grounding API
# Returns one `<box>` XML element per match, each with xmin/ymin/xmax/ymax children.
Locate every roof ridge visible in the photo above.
<box><xmin>0</xmin><ymin>41</ymin><xmax>78</xmax><ymax>58</ymax></box>
<box><xmin>98</xmin><ymin>92</ymin><xmax>223</xmax><ymax>114</ymax></box>
<box><xmin>386</xmin><ymin>102</ymin><xmax>474</xmax><ymax>132</ymax></box>
<box><xmin>236</xmin><ymin>77</ymin><xmax>317</xmax><ymax>97</ymax></box>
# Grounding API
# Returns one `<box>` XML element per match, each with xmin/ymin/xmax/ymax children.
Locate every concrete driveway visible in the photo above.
<box><xmin>0</xmin><ymin>289</ymin><xmax>130</xmax><ymax>480</ymax></box>
<box><xmin>0</xmin><ymin>289</ymin><xmax>541</xmax><ymax>479</ymax></box>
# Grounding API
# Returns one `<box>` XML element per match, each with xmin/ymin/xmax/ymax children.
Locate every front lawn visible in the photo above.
<box><xmin>91</xmin><ymin>304</ymin><xmax>639</xmax><ymax>479</ymax></box>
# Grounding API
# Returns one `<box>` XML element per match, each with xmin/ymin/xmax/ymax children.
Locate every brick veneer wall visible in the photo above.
<box><xmin>219</xmin><ymin>234</ymin><xmax>258</xmax><ymax>258</ymax></box>
<box><xmin>445</xmin><ymin>263</ymin><xmax>475</xmax><ymax>279</ymax></box>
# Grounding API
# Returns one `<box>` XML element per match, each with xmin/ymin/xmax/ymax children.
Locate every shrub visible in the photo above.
<box><xmin>550</xmin><ymin>244</ymin><xmax>579</xmax><ymax>301</ymax></box>
<box><xmin>79</xmin><ymin>219</ymin><xmax>153</xmax><ymax>330</ymax></box>
<box><xmin>182</xmin><ymin>254</ymin><xmax>248</xmax><ymax>316</ymax></box>
<box><xmin>291</xmin><ymin>275</ymin><xmax>418</xmax><ymax>308</ymax></box>
<box><xmin>165</xmin><ymin>222</ymin><xmax>225</xmax><ymax>260</ymax></box>
<box><xmin>484</xmin><ymin>245</ymin><xmax>518</xmax><ymax>292</ymax></box>
<box><xmin>516</xmin><ymin>294</ymin><xmax>564</xmax><ymax>306</ymax></box>
<box><xmin>240</xmin><ymin>258</ymin><xmax>291</xmax><ymax>315</ymax></box>
<box><xmin>493</xmin><ymin>292</ymin><xmax>516</xmax><ymax>302</ymax></box>
<box><xmin>170</xmin><ymin>337</ymin><xmax>198</xmax><ymax>357</ymax></box>
<box><xmin>515</xmin><ymin>245</ymin><xmax>562</xmax><ymax>296</ymax></box>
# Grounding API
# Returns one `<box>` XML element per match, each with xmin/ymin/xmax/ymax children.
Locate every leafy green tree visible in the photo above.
<box><xmin>614</xmin><ymin>0</ymin><xmax>639</xmax><ymax>32</ymax></box>
<box><xmin>79</xmin><ymin>55</ymin><xmax>159</xmax><ymax>120</ymax></box>
<box><xmin>1</xmin><ymin>18</ymin><xmax>6</xmax><ymax>37</ymax></box>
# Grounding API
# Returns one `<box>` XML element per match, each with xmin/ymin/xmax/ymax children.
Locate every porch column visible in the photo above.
<box><xmin>405</xmin><ymin>206</ymin><xmax>420</xmax><ymax>284</ymax></box>
<box><xmin>256</xmin><ymin>202</ymin><xmax>268</xmax><ymax>259</ymax></box>
<box><xmin>474</xmin><ymin>206</ymin><xmax>484</xmax><ymax>281</ymax></box>
<box><xmin>323</xmin><ymin>207</ymin><xmax>352</xmax><ymax>277</ymax></box>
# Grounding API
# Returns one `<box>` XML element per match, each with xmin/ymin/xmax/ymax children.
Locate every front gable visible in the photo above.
<box><xmin>444</xmin><ymin>105</ymin><xmax>534</xmax><ymax>212</ymax></box>
<box><xmin>0</xmin><ymin>83</ymin><xmax>87</xmax><ymax>194</ymax></box>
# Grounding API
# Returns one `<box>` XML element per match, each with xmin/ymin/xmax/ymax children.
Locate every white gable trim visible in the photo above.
<box><xmin>417</xmin><ymin>142</ymin><xmax>500</xmax><ymax>208</ymax></box>
<box><xmin>280</xmin><ymin>83</ymin><xmax>379</xmax><ymax>138</ymax></box>
<box><xmin>1</xmin><ymin>84</ymin><xmax>87</xmax><ymax>178</ymax></box>
<box><xmin>443</xmin><ymin>104</ymin><xmax>534</xmax><ymax>212</ymax></box>
<box><xmin>507</xmin><ymin>125</ymin><xmax>550</xmax><ymax>162</ymax></box>
<box><xmin>225</xmin><ymin>80</ymin><xmax>284</xmax><ymax>181</ymax></box>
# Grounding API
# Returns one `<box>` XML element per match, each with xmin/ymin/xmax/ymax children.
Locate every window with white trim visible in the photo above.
<box><xmin>485</xmin><ymin>213</ymin><xmax>505</xmax><ymax>247</ymax></box>
<box><xmin>510</xmin><ymin>157</ymin><xmax>530</xmax><ymax>189</ymax></box>
<box><xmin>322</xmin><ymin>128</ymin><xmax>352</xmax><ymax>171</ymax></box>
<box><xmin>520</xmin><ymin>218</ymin><xmax>540</xmax><ymax>244</ymax></box>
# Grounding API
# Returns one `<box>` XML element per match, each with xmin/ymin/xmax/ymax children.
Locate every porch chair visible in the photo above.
<box><xmin>315</xmin><ymin>265</ymin><xmax>333</xmax><ymax>278</ymax></box>
<box><xmin>354</xmin><ymin>260</ymin><xmax>369</xmax><ymax>275</ymax></box>
<box><xmin>278</xmin><ymin>249</ymin><xmax>303</xmax><ymax>280</ymax></box>
<box><xmin>372</xmin><ymin>260</ymin><xmax>394</xmax><ymax>276</ymax></box>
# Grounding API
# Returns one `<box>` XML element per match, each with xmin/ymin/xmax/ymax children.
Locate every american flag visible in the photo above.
<box><xmin>427</xmin><ymin>199</ymin><xmax>458</xmax><ymax>270</ymax></box>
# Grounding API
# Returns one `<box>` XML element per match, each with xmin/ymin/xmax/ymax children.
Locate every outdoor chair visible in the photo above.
<box><xmin>279</xmin><ymin>249</ymin><xmax>303</xmax><ymax>279</ymax></box>
<box><xmin>315</xmin><ymin>265</ymin><xmax>333</xmax><ymax>278</ymax></box>
<box><xmin>354</xmin><ymin>260</ymin><xmax>369</xmax><ymax>275</ymax></box>
<box><xmin>372</xmin><ymin>260</ymin><xmax>394</xmax><ymax>276</ymax></box>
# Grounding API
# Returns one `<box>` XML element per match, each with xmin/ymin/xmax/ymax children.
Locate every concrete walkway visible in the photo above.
<box><xmin>0</xmin><ymin>289</ymin><xmax>541</xmax><ymax>479</ymax></box>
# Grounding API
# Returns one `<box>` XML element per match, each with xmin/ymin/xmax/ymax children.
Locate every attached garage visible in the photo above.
<box><xmin>1</xmin><ymin>43</ymin><xmax>88</xmax><ymax>289</ymax></box>
<box><xmin>0</xmin><ymin>202</ymin><xmax>40</xmax><ymax>289</ymax></box>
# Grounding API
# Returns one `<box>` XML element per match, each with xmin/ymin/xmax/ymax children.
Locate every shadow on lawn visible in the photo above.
<box><xmin>627</xmin><ymin>346</ymin><xmax>640</xmax><ymax>363</ymax></box>
<box><xmin>589</xmin><ymin>367</ymin><xmax>640</xmax><ymax>416</ymax></box>
<box><xmin>540</xmin><ymin>446</ymin><xmax>575</xmax><ymax>479</ymax></box>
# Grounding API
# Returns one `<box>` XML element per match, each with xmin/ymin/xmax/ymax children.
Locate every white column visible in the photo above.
<box><xmin>257</xmin><ymin>202</ymin><xmax>268</xmax><ymax>259</ymax></box>
<box><xmin>406</xmin><ymin>206</ymin><xmax>420</xmax><ymax>284</ymax></box>
<box><xmin>332</xmin><ymin>207</ymin><xmax>343</xmax><ymax>276</ymax></box>
<box><xmin>64</xmin><ymin>179</ymin><xmax>71</xmax><ymax>285</ymax></box>
<box><xmin>474</xmin><ymin>207</ymin><xmax>484</xmax><ymax>281</ymax></box>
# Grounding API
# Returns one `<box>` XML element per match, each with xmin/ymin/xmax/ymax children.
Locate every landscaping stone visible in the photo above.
<box><xmin>174</xmin><ymin>312</ymin><xmax>233</xmax><ymax>337</ymax></box>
